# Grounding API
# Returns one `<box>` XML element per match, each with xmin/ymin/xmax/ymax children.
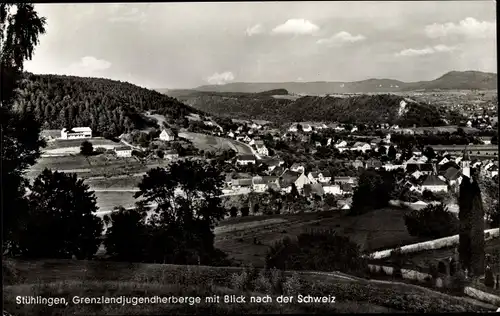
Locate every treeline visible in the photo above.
<box><xmin>183</xmin><ymin>93</ymin><xmax>456</xmax><ymax>127</ymax></box>
<box><xmin>13</xmin><ymin>73</ymin><xmax>201</xmax><ymax>137</ymax></box>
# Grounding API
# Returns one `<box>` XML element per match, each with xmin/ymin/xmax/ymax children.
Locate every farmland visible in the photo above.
<box><xmin>179</xmin><ymin>131</ymin><xmax>253</xmax><ymax>154</ymax></box>
<box><xmin>214</xmin><ymin>207</ymin><xmax>430</xmax><ymax>267</ymax></box>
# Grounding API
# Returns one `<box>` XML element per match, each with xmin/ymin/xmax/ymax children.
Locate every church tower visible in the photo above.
<box><xmin>461</xmin><ymin>146</ymin><xmax>470</xmax><ymax>179</ymax></box>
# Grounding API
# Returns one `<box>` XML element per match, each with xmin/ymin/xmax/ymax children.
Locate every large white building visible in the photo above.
<box><xmin>60</xmin><ymin>127</ymin><xmax>92</xmax><ymax>140</ymax></box>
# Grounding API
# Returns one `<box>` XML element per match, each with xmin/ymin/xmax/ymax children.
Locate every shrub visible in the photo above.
<box><xmin>265</xmin><ymin>230</ymin><xmax>367</xmax><ymax>276</ymax></box>
<box><xmin>449</xmin><ymin>269</ymin><xmax>467</xmax><ymax>294</ymax></box>
<box><xmin>404</xmin><ymin>203</ymin><xmax>459</xmax><ymax>238</ymax></box>
<box><xmin>80</xmin><ymin>140</ymin><xmax>93</xmax><ymax>156</ymax></box>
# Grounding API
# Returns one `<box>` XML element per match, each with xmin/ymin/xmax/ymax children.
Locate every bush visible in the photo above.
<box><xmin>229</xmin><ymin>207</ymin><xmax>238</xmax><ymax>218</ymax></box>
<box><xmin>484</xmin><ymin>269</ymin><xmax>494</xmax><ymax>288</ymax></box>
<box><xmin>265</xmin><ymin>230</ymin><xmax>367</xmax><ymax>276</ymax></box>
<box><xmin>241</xmin><ymin>207</ymin><xmax>250</xmax><ymax>217</ymax></box>
<box><xmin>404</xmin><ymin>203</ymin><xmax>459</xmax><ymax>238</ymax></box>
<box><xmin>80</xmin><ymin>140</ymin><xmax>93</xmax><ymax>156</ymax></box>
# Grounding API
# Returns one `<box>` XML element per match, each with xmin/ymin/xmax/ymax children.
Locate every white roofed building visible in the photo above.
<box><xmin>60</xmin><ymin>127</ymin><xmax>92</xmax><ymax>140</ymax></box>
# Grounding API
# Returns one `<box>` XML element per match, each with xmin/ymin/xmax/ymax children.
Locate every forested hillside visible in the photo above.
<box><xmin>181</xmin><ymin>93</ymin><xmax>452</xmax><ymax>127</ymax></box>
<box><xmin>13</xmin><ymin>73</ymin><xmax>201</xmax><ymax>137</ymax></box>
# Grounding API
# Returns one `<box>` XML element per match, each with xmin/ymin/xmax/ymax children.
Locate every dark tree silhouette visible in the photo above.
<box><xmin>104</xmin><ymin>205</ymin><xmax>148</xmax><ymax>262</ymax></box>
<box><xmin>229</xmin><ymin>206</ymin><xmax>238</xmax><ymax>217</ymax></box>
<box><xmin>80</xmin><ymin>140</ymin><xmax>94</xmax><ymax>156</ymax></box>
<box><xmin>387</xmin><ymin>145</ymin><xmax>397</xmax><ymax>160</ymax></box>
<box><xmin>131</xmin><ymin>160</ymin><xmax>227</xmax><ymax>264</ymax></box>
<box><xmin>459</xmin><ymin>176</ymin><xmax>485</xmax><ymax>276</ymax></box>
<box><xmin>1</xmin><ymin>3</ymin><xmax>47</xmax><ymax>254</ymax></box>
<box><xmin>20</xmin><ymin>169</ymin><xmax>103</xmax><ymax>259</ymax></box>
<box><xmin>266</xmin><ymin>229</ymin><xmax>367</xmax><ymax>276</ymax></box>
<box><xmin>404</xmin><ymin>203</ymin><xmax>459</xmax><ymax>238</ymax></box>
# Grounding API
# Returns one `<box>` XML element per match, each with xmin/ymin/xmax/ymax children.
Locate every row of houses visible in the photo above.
<box><xmin>226</xmin><ymin>168</ymin><xmax>357</xmax><ymax>197</ymax></box>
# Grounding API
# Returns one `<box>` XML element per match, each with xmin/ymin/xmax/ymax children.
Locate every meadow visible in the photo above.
<box><xmin>179</xmin><ymin>131</ymin><xmax>253</xmax><ymax>154</ymax></box>
<box><xmin>3</xmin><ymin>258</ymin><xmax>493</xmax><ymax>315</ymax></box>
<box><xmin>214</xmin><ymin>207</ymin><xmax>430</xmax><ymax>267</ymax></box>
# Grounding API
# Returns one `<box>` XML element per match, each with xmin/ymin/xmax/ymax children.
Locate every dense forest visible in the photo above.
<box><xmin>181</xmin><ymin>93</ymin><xmax>454</xmax><ymax>127</ymax></box>
<box><xmin>13</xmin><ymin>73</ymin><xmax>202</xmax><ymax>137</ymax></box>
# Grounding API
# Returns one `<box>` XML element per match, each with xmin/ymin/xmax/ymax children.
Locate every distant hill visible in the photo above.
<box><xmin>14</xmin><ymin>73</ymin><xmax>202</xmax><ymax>137</ymax></box>
<box><xmin>159</xmin><ymin>71</ymin><xmax>496</xmax><ymax>95</ymax></box>
<box><xmin>171</xmin><ymin>91</ymin><xmax>457</xmax><ymax>127</ymax></box>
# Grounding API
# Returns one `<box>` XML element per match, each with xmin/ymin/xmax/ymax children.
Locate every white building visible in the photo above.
<box><xmin>159</xmin><ymin>129</ymin><xmax>175</xmax><ymax>142</ymax></box>
<box><xmin>115</xmin><ymin>146</ymin><xmax>132</xmax><ymax>158</ymax></box>
<box><xmin>323</xmin><ymin>185</ymin><xmax>341</xmax><ymax>195</ymax></box>
<box><xmin>256</xmin><ymin>144</ymin><xmax>269</xmax><ymax>156</ymax></box>
<box><xmin>290</xmin><ymin>163</ymin><xmax>305</xmax><ymax>174</ymax></box>
<box><xmin>60</xmin><ymin>127</ymin><xmax>92</xmax><ymax>140</ymax></box>
<box><xmin>420</xmin><ymin>174</ymin><xmax>448</xmax><ymax>193</ymax></box>
<box><xmin>236</xmin><ymin>154</ymin><xmax>256</xmax><ymax>166</ymax></box>
<box><xmin>351</xmin><ymin>142</ymin><xmax>371</xmax><ymax>153</ymax></box>
<box><xmin>288</xmin><ymin>124</ymin><xmax>298</xmax><ymax>132</ymax></box>
<box><xmin>302</xmin><ymin>124</ymin><xmax>312</xmax><ymax>132</ymax></box>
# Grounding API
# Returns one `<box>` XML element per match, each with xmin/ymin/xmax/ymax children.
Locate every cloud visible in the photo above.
<box><xmin>395</xmin><ymin>45</ymin><xmax>457</xmax><ymax>57</ymax></box>
<box><xmin>425</xmin><ymin>17</ymin><xmax>495</xmax><ymax>39</ymax></box>
<box><xmin>316</xmin><ymin>31</ymin><xmax>366</xmax><ymax>46</ymax></box>
<box><xmin>271</xmin><ymin>19</ymin><xmax>320</xmax><ymax>35</ymax></box>
<box><xmin>65</xmin><ymin>56</ymin><xmax>112</xmax><ymax>75</ymax></box>
<box><xmin>108</xmin><ymin>6</ymin><xmax>147</xmax><ymax>24</ymax></box>
<box><xmin>246</xmin><ymin>24</ymin><xmax>265</xmax><ymax>36</ymax></box>
<box><xmin>206</xmin><ymin>71</ymin><xmax>235</xmax><ymax>85</ymax></box>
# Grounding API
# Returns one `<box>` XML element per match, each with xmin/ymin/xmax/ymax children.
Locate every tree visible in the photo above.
<box><xmin>266</xmin><ymin>229</ymin><xmax>367</xmax><ymax>276</ymax></box>
<box><xmin>387</xmin><ymin>145</ymin><xmax>397</xmax><ymax>160</ymax></box>
<box><xmin>20</xmin><ymin>169</ymin><xmax>103</xmax><ymax>259</ymax></box>
<box><xmin>1</xmin><ymin>3</ymin><xmax>47</xmax><ymax>254</ymax></box>
<box><xmin>404</xmin><ymin>203</ymin><xmax>459</xmax><ymax>238</ymax></box>
<box><xmin>241</xmin><ymin>207</ymin><xmax>250</xmax><ymax>217</ymax></box>
<box><xmin>133</xmin><ymin>160</ymin><xmax>227</xmax><ymax>264</ymax></box>
<box><xmin>350</xmin><ymin>170</ymin><xmax>392</xmax><ymax>215</ymax></box>
<box><xmin>378</xmin><ymin>145</ymin><xmax>387</xmax><ymax>156</ymax></box>
<box><xmin>459</xmin><ymin>176</ymin><xmax>485</xmax><ymax>276</ymax></box>
<box><xmin>229</xmin><ymin>207</ymin><xmax>238</xmax><ymax>217</ymax></box>
<box><xmin>80</xmin><ymin>140</ymin><xmax>94</xmax><ymax>156</ymax></box>
<box><xmin>104</xmin><ymin>205</ymin><xmax>148</xmax><ymax>262</ymax></box>
<box><xmin>423</xmin><ymin>146</ymin><xmax>436</xmax><ymax>160</ymax></box>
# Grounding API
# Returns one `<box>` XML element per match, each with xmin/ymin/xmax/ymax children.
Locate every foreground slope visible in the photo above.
<box><xmin>161</xmin><ymin>71</ymin><xmax>496</xmax><ymax>95</ymax></box>
<box><xmin>14</xmin><ymin>73</ymin><xmax>201</xmax><ymax>137</ymax></box>
<box><xmin>3</xmin><ymin>258</ymin><xmax>494</xmax><ymax>314</ymax></box>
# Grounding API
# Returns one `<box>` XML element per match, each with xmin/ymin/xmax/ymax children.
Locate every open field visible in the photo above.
<box><xmin>410</xmin><ymin>125</ymin><xmax>479</xmax><ymax>134</ymax></box>
<box><xmin>179</xmin><ymin>131</ymin><xmax>253</xmax><ymax>154</ymax></box>
<box><xmin>93</xmin><ymin>191</ymin><xmax>138</xmax><ymax>212</ymax></box>
<box><xmin>3</xmin><ymin>258</ymin><xmax>493</xmax><ymax>315</ymax></box>
<box><xmin>42</xmin><ymin>137</ymin><xmax>125</xmax><ymax>155</ymax></box>
<box><xmin>215</xmin><ymin>207</ymin><xmax>429</xmax><ymax>267</ymax></box>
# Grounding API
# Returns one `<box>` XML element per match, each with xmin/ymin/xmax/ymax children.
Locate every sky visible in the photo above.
<box><xmin>25</xmin><ymin>1</ymin><xmax>497</xmax><ymax>89</ymax></box>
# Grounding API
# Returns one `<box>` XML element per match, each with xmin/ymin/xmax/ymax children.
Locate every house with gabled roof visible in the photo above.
<box><xmin>236</xmin><ymin>154</ymin><xmax>256</xmax><ymax>166</ymax></box>
<box><xmin>420</xmin><ymin>174</ymin><xmax>448</xmax><ymax>193</ymax></box>
<box><xmin>252</xmin><ymin>176</ymin><xmax>268</xmax><ymax>192</ymax></box>
<box><xmin>351</xmin><ymin>142</ymin><xmax>371</xmax><ymax>153</ymax></box>
<box><xmin>290</xmin><ymin>163</ymin><xmax>305</xmax><ymax>174</ymax></box>
<box><xmin>442</xmin><ymin>166</ymin><xmax>462</xmax><ymax>186</ymax></box>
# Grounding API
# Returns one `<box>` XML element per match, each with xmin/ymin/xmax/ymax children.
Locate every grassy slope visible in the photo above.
<box><xmin>215</xmin><ymin>208</ymin><xmax>428</xmax><ymax>267</ymax></box>
<box><xmin>3</xmin><ymin>258</ymin><xmax>493</xmax><ymax>315</ymax></box>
